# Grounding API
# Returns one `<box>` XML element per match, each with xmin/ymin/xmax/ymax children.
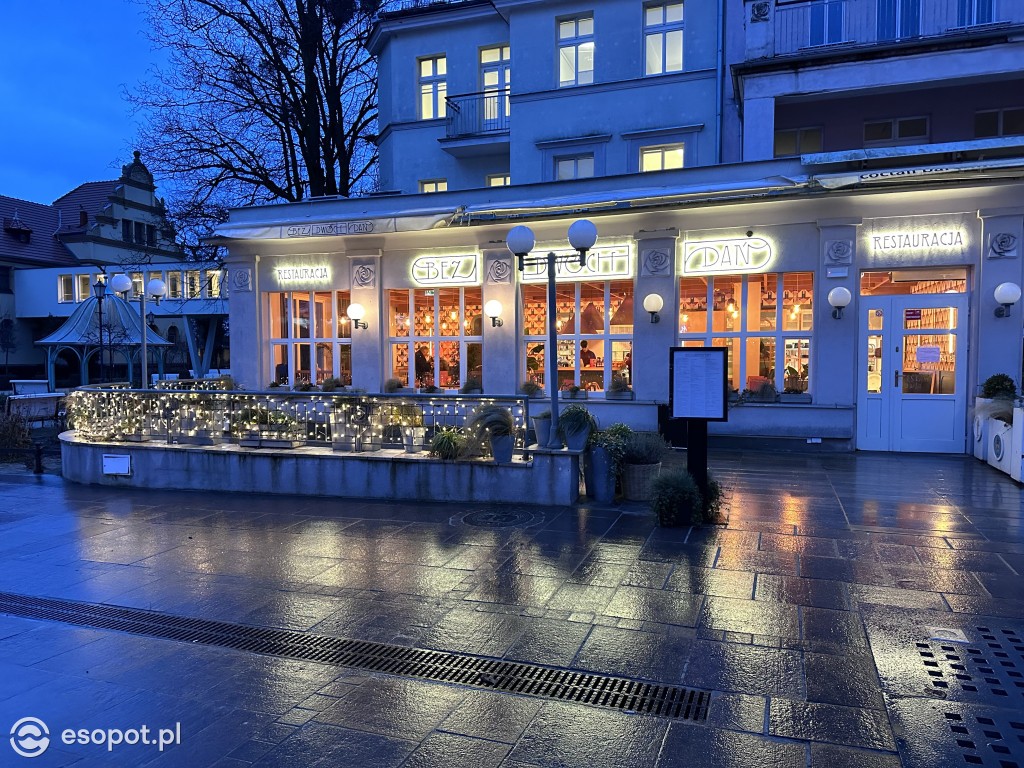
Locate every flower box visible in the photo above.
<box><xmin>605</xmin><ymin>390</ymin><xmax>634</xmax><ymax>401</ymax></box>
<box><xmin>779</xmin><ymin>393</ymin><xmax>812</xmax><ymax>404</ymax></box>
<box><xmin>564</xmin><ymin>390</ymin><xmax>588</xmax><ymax>400</ymax></box>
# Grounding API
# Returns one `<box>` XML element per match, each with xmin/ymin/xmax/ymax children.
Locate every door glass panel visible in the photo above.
<box><xmin>860</xmin><ymin>269</ymin><xmax>967</xmax><ymax>295</ymax></box>
<box><xmin>745</xmin><ymin>337</ymin><xmax>775</xmax><ymax>391</ymax></box>
<box><xmin>712</xmin><ymin>337</ymin><xmax>741</xmax><ymax>393</ymax></box>
<box><xmin>392</xmin><ymin>343</ymin><xmax>410</xmax><ymax>386</ymax></box>
<box><xmin>783</xmin><ymin>339</ymin><xmax>810</xmax><ymax>393</ymax></box>
<box><xmin>868</xmin><ymin>307</ymin><xmax>884</xmax><ymax>331</ymax></box>
<box><xmin>747</xmin><ymin>273</ymin><xmax>777</xmax><ymax>332</ymax></box>
<box><xmin>903</xmin><ymin>307</ymin><xmax>957</xmax><ymax>330</ymax></box>
<box><xmin>439</xmin><ymin>340</ymin><xmax>460</xmax><ymax>388</ymax></box>
<box><xmin>866</xmin><ymin>334</ymin><xmax>883</xmax><ymax>392</ymax></box>
<box><xmin>902</xmin><ymin>333</ymin><xmax>956</xmax><ymax>394</ymax></box>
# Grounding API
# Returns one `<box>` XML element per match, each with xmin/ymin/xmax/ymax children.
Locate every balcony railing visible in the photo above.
<box><xmin>445</xmin><ymin>90</ymin><xmax>510</xmax><ymax>140</ymax></box>
<box><xmin>774</xmin><ymin>0</ymin><xmax>1021</xmax><ymax>55</ymax></box>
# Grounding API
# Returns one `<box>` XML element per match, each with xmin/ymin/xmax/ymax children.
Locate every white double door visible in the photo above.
<box><xmin>857</xmin><ymin>294</ymin><xmax>968</xmax><ymax>453</ymax></box>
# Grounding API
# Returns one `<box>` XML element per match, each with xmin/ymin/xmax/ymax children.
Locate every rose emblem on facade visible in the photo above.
<box><xmin>642</xmin><ymin>249</ymin><xmax>670</xmax><ymax>276</ymax></box>
<box><xmin>991</xmin><ymin>232</ymin><xmax>1018</xmax><ymax>258</ymax></box>
<box><xmin>231</xmin><ymin>268</ymin><xmax>252</xmax><ymax>292</ymax></box>
<box><xmin>751</xmin><ymin>2</ymin><xmax>770</xmax><ymax>22</ymax></box>
<box><xmin>487</xmin><ymin>258</ymin><xmax>512</xmax><ymax>284</ymax></box>
<box><xmin>353</xmin><ymin>263</ymin><xmax>376</xmax><ymax>287</ymax></box>
<box><xmin>826</xmin><ymin>240</ymin><xmax>852</xmax><ymax>264</ymax></box>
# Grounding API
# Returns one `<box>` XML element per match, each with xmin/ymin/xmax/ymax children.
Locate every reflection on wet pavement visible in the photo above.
<box><xmin>0</xmin><ymin>450</ymin><xmax>1021</xmax><ymax>766</ymax></box>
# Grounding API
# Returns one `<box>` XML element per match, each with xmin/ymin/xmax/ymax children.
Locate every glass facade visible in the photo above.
<box><xmin>388</xmin><ymin>287</ymin><xmax>483</xmax><ymax>388</ymax></box>
<box><xmin>268</xmin><ymin>290</ymin><xmax>353</xmax><ymax>385</ymax></box>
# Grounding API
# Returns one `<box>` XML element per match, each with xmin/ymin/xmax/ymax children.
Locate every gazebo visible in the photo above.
<box><xmin>36</xmin><ymin>294</ymin><xmax>171</xmax><ymax>389</ymax></box>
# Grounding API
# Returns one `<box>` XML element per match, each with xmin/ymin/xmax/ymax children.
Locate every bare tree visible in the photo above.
<box><xmin>128</xmin><ymin>0</ymin><xmax>387</xmax><ymax>241</ymax></box>
<box><xmin>0</xmin><ymin>315</ymin><xmax>15</xmax><ymax>375</ymax></box>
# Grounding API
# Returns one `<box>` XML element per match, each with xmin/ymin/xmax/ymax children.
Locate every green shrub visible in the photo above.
<box><xmin>651</xmin><ymin>470</ymin><xmax>724</xmax><ymax>526</ymax></box>
<box><xmin>0</xmin><ymin>413</ymin><xmax>32</xmax><ymax>462</ymax></box>
<box><xmin>982</xmin><ymin>373</ymin><xmax>1017</xmax><ymax>399</ymax></box>
<box><xmin>384</xmin><ymin>378</ymin><xmax>405</xmax><ymax>393</ymax></box>
<box><xmin>521</xmin><ymin>380</ymin><xmax>543</xmax><ymax>396</ymax></box>
<box><xmin>623</xmin><ymin>431</ymin><xmax>668</xmax><ymax>465</ymax></box>
<box><xmin>557</xmin><ymin>404</ymin><xmax>596</xmax><ymax>440</ymax></box>
<box><xmin>320</xmin><ymin>377</ymin><xmax>342</xmax><ymax>392</ymax></box>
<box><xmin>608</xmin><ymin>375</ymin><xmax>631</xmax><ymax>393</ymax></box>
<box><xmin>430</xmin><ymin>427</ymin><xmax>465</xmax><ymax>460</ymax></box>
<box><xmin>465</xmin><ymin>405</ymin><xmax>514</xmax><ymax>457</ymax></box>
<box><xmin>459</xmin><ymin>377</ymin><xmax>482</xmax><ymax>394</ymax></box>
<box><xmin>589</xmin><ymin>422</ymin><xmax>633</xmax><ymax>476</ymax></box>
<box><xmin>421</xmin><ymin>384</ymin><xmax>443</xmax><ymax>394</ymax></box>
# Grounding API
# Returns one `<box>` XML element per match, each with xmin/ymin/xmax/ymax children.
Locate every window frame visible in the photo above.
<box><xmin>554</xmin><ymin>153</ymin><xmax>595</xmax><ymax>181</ymax></box>
<box><xmin>557</xmin><ymin>14</ymin><xmax>595</xmax><ymax>88</ymax></box>
<box><xmin>418</xmin><ymin>55</ymin><xmax>447</xmax><ymax>120</ymax></box>
<box><xmin>639</xmin><ymin>142</ymin><xmax>686</xmax><ymax>172</ymax></box>
<box><xmin>773</xmin><ymin>127</ymin><xmax>823</xmax><ymax>158</ymax></box>
<box><xmin>644</xmin><ymin>3</ymin><xmax>684</xmax><ymax>77</ymax></box>
<box><xmin>268</xmin><ymin>289</ymin><xmax>353</xmax><ymax>386</ymax></box>
<box><xmin>863</xmin><ymin>116</ymin><xmax>930</xmax><ymax>146</ymax></box>
<box><xmin>419</xmin><ymin>179</ymin><xmax>448</xmax><ymax>193</ymax></box>
<box><xmin>58</xmin><ymin>274</ymin><xmax>75</xmax><ymax>304</ymax></box>
<box><xmin>974</xmin><ymin>106</ymin><xmax>1024</xmax><ymax>138</ymax></box>
<box><xmin>486</xmin><ymin>174</ymin><xmax>511</xmax><ymax>187</ymax></box>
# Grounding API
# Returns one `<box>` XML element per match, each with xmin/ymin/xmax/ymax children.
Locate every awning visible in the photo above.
<box><xmin>813</xmin><ymin>157</ymin><xmax>1024</xmax><ymax>190</ymax></box>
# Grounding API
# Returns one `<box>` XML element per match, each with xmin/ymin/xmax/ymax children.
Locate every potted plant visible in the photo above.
<box><xmin>606</xmin><ymin>375</ymin><xmax>634</xmax><ymax>401</ymax></box>
<box><xmin>779</xmin><ymin>387</ymin><xmax>811</xmax><ymax>404</ymax></box>
<box><xmin>520</xmin><ymin>380</ymin><xmax>545</xmax><ymax>399</ymax></box>
<box><xmin>651</xmin><ymin>469</ymin><xmax>725</xmax><ymax>526</ymax></box>
<box><xmin>459</xmin><ymin>377</ymin><xmax>482</xmax><ymax>395</ymax></box>
<box><xmin>565</xmin><ymin>384</ymin><xmax>588</xmax><ymax>400</ymax></box>
<box><xmin>587</xmin><ymin>422</ymin><xmax>632</xmax><ymax>503</ymax></box>
<box><xmin>430</xmin><ymin>426</ymin><xmax>465</xmax><ymax>460</ymax></box>
<box><xmin>743</xmin><ymin>381</ymin><xmax>778</xmax><ymax>403</ymax></box>
<box><xmin>974</xmin><ymin>373</ymin><xmax>1017</xmax><ymax>461</ymax></box>
<box><xmin>384</xmin><ymin>377</ymin><xmax>415</xmax><ymax>394</ymax></box>
<box><xmin>468</xmin><ymin>404</ymin><xmax>516</xmax><ymax>463</ymax></box>
<box><xmin>621</xmin><ymin>432</ymin><xmax>668</xmax><ymax>501</ymax></box>
<box><xmin>330</xmin><ymin>401</ymin><xmax>374</xmax><ymax>452</ymax></box>
<box><xmin>532</xmin><ymin>409</ymin><xmax>552</xmax><ymax>446</ymax></box>
<box><xmin>320</xmin><ymin>377</ymin><xmax>343</xmax><ymax>393</ymax></box>
<box><xmin>420</xmin><ymin>384</ymin><xmax>443</xmax><ymax>394</ymax></box>
<box><xmin>558</xmin><ymin>403</ymin><xmax>596</xmax><ymax>451</ymax></box>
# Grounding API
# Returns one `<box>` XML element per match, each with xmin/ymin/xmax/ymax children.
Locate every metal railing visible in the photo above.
<box><xmin>66</xmin><ymin>387</ymin><xmax>529</xmax><ymax>456</ymax></box>
<box><xmin>774</xmin><ymin>0</ymin><xmax>1020</xmax><ymax>55</ymax></box>
<box><xmin>445</xmin><ymin>90</ymin><xmax>510</xmax><ymax>139</ymax></box>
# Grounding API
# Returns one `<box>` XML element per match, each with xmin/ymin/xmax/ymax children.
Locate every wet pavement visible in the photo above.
<box><xmin>0</xmin><ymin>450</ymin><xmax>1021</xmax><ymax>767</ymax></box>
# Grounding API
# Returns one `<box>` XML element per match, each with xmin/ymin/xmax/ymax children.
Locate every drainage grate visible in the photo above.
<box><xmin>458</xmin><ymin>509</ymin><xmax>538</xmax><ymax>528</ymax></box>
<box><xmin>942</xmin><ymin>711</ymin><xmax>1024</xmax><ymax>767</ymax></box>
<box><xmin>0</xmin><ymin>591</ymin><xmax>708</xmax><ymax>721</ymax></box>
<box><xmin>916</xmin><ymin>626</ymin><xmax>1024</xmax><ymax>705</ymax></box>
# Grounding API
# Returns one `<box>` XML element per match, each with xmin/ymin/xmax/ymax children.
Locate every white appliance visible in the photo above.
<box><xmin>973</xmin><ymin>414</ymin><xmax>990</xmax><ymax>461</ymax></box>
<box><xmin>988</xmin><ymin>419</ymin><xmax>1014</xmax><ymax>476</ymax></box>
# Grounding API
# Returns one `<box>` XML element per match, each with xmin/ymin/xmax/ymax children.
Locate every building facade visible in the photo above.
<box><xmin>215</xmin><ymin>0</ymin><xmax>1024</xmax><ymax>454</ymax></box>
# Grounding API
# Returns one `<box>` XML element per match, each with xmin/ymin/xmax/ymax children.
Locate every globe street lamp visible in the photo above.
<box><xmin>111</xmin><ymin>273</ymin><xmax>167</xmax><ymax>388</ymax></box>
<box><xmin>506</xmin><ymin>220</ymin><xmax>598</xmax><ymax>448</ymax></box>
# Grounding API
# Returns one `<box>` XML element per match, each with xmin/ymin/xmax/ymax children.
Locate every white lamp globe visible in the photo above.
<box><xmin>146</xmin><ymin>278</ymin><xmax>167</xmax><ymax>298</ymax></box>
<box><xmin>994</xmin><ymin>282</ymin><xmax>1022</xmax><ymax>306</ymax></box>
<box><xmin>827</xmin><ymin>287</ymin><xmax>853</xmax><ymax>309</ymax></box>
<box><xmin>484</xmin><ymin>299</ymin><xmax>503</xmax><ymax>319</ymax></box>
<box><xmin>506</xmin><ymin>225</ymin><xmax>535</xmax><ymax>256</ymax></box>
<box><xmin>110</xmin><ymin>273</ymin><xmax>133</xmax><ymax>295</ymax></box>
<box><xmin>346</xmin><ymin>302</ymin><xmax>366</xmax><ymax>321</ymax></box>
<box><xmin>568</xmin><ymin>219</ymin><xmax>598</xmax><ymax>251</ymax></box>
<box><xmin>643</xmin><ymin>293</ymin><xmax>664</xmax><ymax>313</ymax></box>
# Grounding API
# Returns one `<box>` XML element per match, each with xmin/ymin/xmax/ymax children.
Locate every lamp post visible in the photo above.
<box><xmin>111</xmin><ymin>274</ymin><xmax>167</xmax><ymax>388</ymax></box>
<box><xmin>93</xmin><ymin>278</ymin><xmax>107</xmax><ymax>383</ymax></box>
<box><xmin>506</xmin><ymin>220</ymin><xmax>598</xmax><ymax>448</ymax></box>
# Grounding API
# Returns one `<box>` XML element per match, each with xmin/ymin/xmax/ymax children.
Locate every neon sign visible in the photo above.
<box><xmin>275</xmin><ymin>266</ymin><xmax>330</xmax><ymax>282</ymax></box>
<box><xmin>683</xmin><ymin>238</ymin><xmax>774</xmax><ymax>274</ymax></box>
<box><xmin>411</xmin><ymin>255</ymin><xmax>480</xmax><ymax>286</ymax></box>
<box><xmin>520</xmin><ymin>246</ymin><xmax>633</xmax><ymax>283</ymax></box>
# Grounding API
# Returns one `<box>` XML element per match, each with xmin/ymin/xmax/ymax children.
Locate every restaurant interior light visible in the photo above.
<box><xmin>994</xmin><ymin>282</ymin><xmax>1022</xmax><ymax>318</ymax></box>
<box><xmin>643</xmin><ymin>293</ymin><xmax>664</xmax><ymax>323</ymax></box>
<box><xmin>828</xmin><ymin>286</ymin><xmax>852</xmax><ymax>320</ymax></box>
<box><xmin>347</xmin><ymin>302</ymin><xmax>368</xmax><ymax>330</ymax></box>
<box><xmin>484</xmin><ymin>299</ymin><xmax>504</xmax><ymax>327</ymax></box>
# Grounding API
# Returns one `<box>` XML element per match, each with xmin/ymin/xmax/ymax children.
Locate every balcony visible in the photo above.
<box><xmin>439</xmin><ymin>90</ymin><xmax>511</xmax><ymax>158</ymax></box>
<box><xmin>772</xmin><ymin>0</ymin><xmax>1022</xmax><ymax>56</ymax></box>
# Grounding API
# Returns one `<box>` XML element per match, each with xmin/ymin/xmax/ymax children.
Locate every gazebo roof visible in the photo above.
<box><xmin>36</xmin><ymin>294</ymin><xmax>171</xmax><ymax>347</ymax></box>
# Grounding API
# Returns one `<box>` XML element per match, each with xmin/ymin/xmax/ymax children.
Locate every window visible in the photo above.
<box><xmin>184</xmin><ymin>270</ymin><xmax>201</xmax><ymax>299</ymax></box>
<box><xmin>975</xmin><ymin>107</ymin><xmax>1024</xmax><ymax>138</ymax></box>
<box><xmin>269</xmin><ymin>290</ymin><xmax>353</xmax><ymax>386</ymax></box>
<box><xmin>0</xmin><ymin>267</ymin><xmax>11</xmax><ymax>294</ymax></box>
<box><xmin>388</xmin><ymin>288</ymin><xmax>482</xmax><ymax>389</ymax></box>
<box><xmin>58</xmin><ymin>274</ymin><xmax>74</xmax><ymax>303</ymax></box>
<box><xmin>134</xmin><ymin>222</ymin><xmax>146</xmax><ymax>245</ymax></box>
<box><xmin>130</xmin><ymin>272</ymin><xmax>144</xmax><ymax>298</ymax></box>
<box><xmin>558</xmin><ymin>16</ymin><xmax>594</xmax><ymax>87</ymax></box>
<box><xmin>644</xmin><ymin>3</ymin><xmax>683</xmax><ymax>76</ymax></box>
<box><xmin>522</xmin><ymin>281</ymin><xmax>633</xmax><ymax>393</ymax></box>
<box><xmin>487</xmin><ymin>174</ymin><xmax>511</xmax><ymax>187</ymax></box>
<box><xmin>555</xmin><ymin>154</ymin><xmax>595</xmax><ymax>180</ymax></box>
<box><xmin>167</xmin><ymin>271</ymin><xmax>182</xmax><ymax>300</ymax></box>
<box><xmin>121</xmin><ymin>220</ymin><xmax>132</xmax><ymax>243</ymax></box>
<box><xmin>864</xmin><ymin>117</ymin><xmax>929</xmax><ymax>146</ymax></box>
<box><xmin>419</xmin><ymin>56</ymin><xmax>447</xmax><ymax>120</ymax></box>
<box><xmin>419</xmin><ymin>179</ymin><xmax>447</xmax><ymax>193</ymax></box>
<box><xmin>640</xmin><ymin>143</ymin><xmax>685</xmax><ymax>172</ymax></box>
<box><xmin>773</xmin><ymin>128</ymin><xmax>823</xmax><ymax>157</ymax></box>
<box><xmin>959</xmin><ymin>0</ymin><xmax>993</xmax><ymax>26</ymax></box>
<box><xmin>146</xmin><ymin>224</ymin><xmax>156</xmax><ymax>247</ymax></box>
<box><xmin>679</xmin><ymin>273</ymin><xmax>814</xmax><ymax>394</ymax></box>
<box><xmin>480</xmin><ymin>46</ymin><xmax>511</xmax><ymax>129</ymax></box>
<box><xmin>76</xmin><ymin>274</ymin><xmax>92</xmax><ymax>302</ymax></box>
<box><xmin>206</xmin><ymin>270</ymin><xmax>222</xmax><ymax>298</ymax></box>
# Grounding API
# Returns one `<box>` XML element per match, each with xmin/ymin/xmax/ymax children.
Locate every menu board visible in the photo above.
<box><xmin>669</xmin><ymin>347</ymin><xmax>728</xmax><ymax>421</ymax></box>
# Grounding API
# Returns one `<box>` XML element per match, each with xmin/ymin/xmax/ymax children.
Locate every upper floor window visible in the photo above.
<box><xmin>556</xmin><ymin>154</ymin><xmax>594</xmax><ymax>180</ymax></box>
<box><xmin>419</xmin><ymin>179</ymin><xmax>447</xmax><ymax>193</ymax></box>
<box><xmin>644</xmin><ymin>3</ymin><xmax>683</xmax><ymax>76</ymax></box>
<box><xmin>121</xmin><ymin>220</ymin><xmax>132</xmax><ymax>243</ymax></box>
<box><xmin>774</xmin><ymin>127</ymin><xmax>823</xmax><ymax>157</ymax></box>
<box><xmin>558</xmin><ymin>16</ymin><xmax>594</xmax><ymax>87</ymax></box>
<box><xmin>419</xmin><ymin>56</ymin><xmax>447</xmax><ymax>120</ymax></box>
<box><xmin>975</xmin><ymin>107</ymin><xmax>1024</xmax><ymax>138</ymax></box>
<box><xmin>58</xmin><ymin>274</ymin><xmax>74</xmax><ymax>303</ymax></box>
<box><xmin>146</xmin><ymin>224</ymin><xmax>156</xmax><ymax>247</ymax></box>
<box><xmin>0</xmin><ymin>267</ymin><xmax>11</xmax><ymax>294</ymax></box>
<box><xmin>487</xmin><ymin>174</ymin><xmax>511</xmax><ymax>187</ymax></box>
<box><xmin>167</xmin><ymin>270</ymin><xmax>182</xmax><ymax>300</ymax></box>
<box><xmin>864</xmin><ymin>116</ymin><xmax>928</xmax><ymax>146</ymax></box>
<box><xmin>134</xmin><ymin>221</ymin><xmax>146</xmax><ymax>245</ymax></box>
<box><xmin>76</xmin><ymin>274</ymin><xmax>92</xmax><ymax>301</ymax></box>
<box><xmin>640</xmin><ymin>143</ymin><xmax>685</xmax><ymax>172</ymax></box>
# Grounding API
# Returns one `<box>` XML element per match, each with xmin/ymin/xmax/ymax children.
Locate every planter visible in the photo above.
<box><xmin>403</xmin><ymin>426</ymin><xmax>427</xmax><ymax>454</ymax></box>
<box><xmin>238</xmin><ymin>430</ymin><xmax>261</xmax><ymax>449</ymax></box>
<box><xmin>490</xmin><ymin>434</ymin><xmax>514</xmax><ymax>463</ymax></box>
<box><xmin>461</xmin><ymin>389</ymin><xmax>483</xmax><ymax>396</ymax></box>
<box><xmin>621</xmin><ymin>461</ymin><xmax>661</xmax><ymax>501</ymax></box>
<box><xmin>565</xmin><ymin>390</ymin><xmax>588</xmax><ymax>400</ymax></box>
<box><xmin>1012</xmin><ymin>406</ymin><xmax>1024</xmax><ymax>483</ymax></box>
<box><xmin>779</xmin><ymin>393</ymin><xmax>812</xmax><ymax>404</ymax></box>
<box><xmin>260</xmin><ymin>437</ymin><xmax>303</xmax><ymax>449</ymax></box>
<box><xmin>587</xmin><ymin>445</ymin><xmax>616</xmax><ymax>503</ymax></box>
<box><xmin>972</xmin><ymin>397</ymin><xmax>993</xmax><ymax>461</ymax></box>
<box><xmin>605</xmin><ymin>390</ymin><xmax>634</xmax><ymax>401</ymax></box>
<box><xmin>177</xmin><ymin>430</ymin><xmax>225</xmax><ymax>446</ymax></box>
<box><xmin>563</xmin><ymin>427</ymin><xmax>590</xmax><ymax>452</ymax></box>
<box><xmin>532</xmin><ymin>416</ymin><xmax>552</xmax><ymax>447</ymax></box>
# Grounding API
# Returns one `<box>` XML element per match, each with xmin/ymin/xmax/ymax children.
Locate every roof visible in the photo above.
<box><xmin>36</xmin><ymin>294</ymin><xmax>171</xmax><ymax>348</ymax></box>
<box><xmin>0</xmin><ymin>195</ymin><xmax>79</xmax><ymax>267</ymax></box>
<box><xmin>52</xmin><ymin>181</ymin><xmax>120</xmax><ymax>234</ymax></box>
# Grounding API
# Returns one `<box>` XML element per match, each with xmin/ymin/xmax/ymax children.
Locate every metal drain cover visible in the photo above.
<box><xmin>459</xmin><ymin>509</ymin><xmax>538</xmax><ymax>528</ymax></box>
<box><xmin>915</xmin><ymin>626</ymin><xmax>1024</xmax><ymax>704</ymax></box>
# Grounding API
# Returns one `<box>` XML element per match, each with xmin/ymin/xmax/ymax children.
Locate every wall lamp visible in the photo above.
<box><xmin>994</xmin><ymin>282</ymin><xmax>1022</xmax><ymax>318</ymax></box>
<box><xmin>346</xmin><ymin>302</ymin><xmax>367</xmax><ymax>329</ymax></box>
<box><xmin>642</xmin><ymin>293</ymin><xmax>664</xmax><ymax>323</ymax></box>
<box><xmin>827</xmin><ymin>287</ymin><xmax>852</xmax><ymax>320</ymax></box>
<box><xmin>484</xmin><ymin>299</ymin><xmax>504</xmax><ymax>327</ymax></box>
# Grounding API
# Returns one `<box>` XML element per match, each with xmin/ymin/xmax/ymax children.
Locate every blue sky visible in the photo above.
<box><xmin>0</xmin><ymin>1</ymin><xmax>160</xmax><ymax>205</ymax></box>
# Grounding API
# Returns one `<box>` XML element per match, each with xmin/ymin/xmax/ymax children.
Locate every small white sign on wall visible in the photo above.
<box><xmin>102</xmin><ymin>454</ymin><xmax>131</xmax><ymax>476</ymax></box>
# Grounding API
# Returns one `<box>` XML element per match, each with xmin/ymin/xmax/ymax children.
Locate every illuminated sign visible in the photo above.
<box><xmin>870</xmin><ymin>230</ymin><xmax>965</xmax><ymax>252</ymax></box>
<box><xmin>683</xmin><ymin>238</ymin><xmax>773</xmax><ymax>274</ymax></box>
<box><xmin>411</xmin><ymin>255</ymin><xmax>480</xmax><ymax>286</ymax></box>
<box><xmin>285</xmin><ymin>220</ymin><xmax>376</xmax><ymax>237</ymax></box>
<box><xmin>275</xmin><ymin>266</ymin><xmax>330</xmax><ymax>282</ymax></box>
<box><xmin>520</xmin><ymin>246</ymin><xmax>632</xmax><ymax>283</ymax></box>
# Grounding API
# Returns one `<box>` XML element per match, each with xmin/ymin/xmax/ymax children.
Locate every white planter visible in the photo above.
<box><xmin>987</xmin><ymin>417</ymin><xmax>1014</xmax><ymax>476</ymax></box>
<box><xmin>1012</xmin><ymin>407</ymin><xmax>1024</xmax><ymax>482</ymax></box>
<box><xmin>972</xmin><ymin>398</ymin><xmax>992</xmax><ymax>461</ymax></box>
